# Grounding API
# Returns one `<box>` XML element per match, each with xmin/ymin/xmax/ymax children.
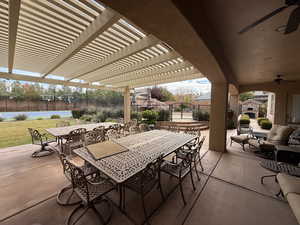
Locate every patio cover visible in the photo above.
<box><xmin>0</xmin><ymin>0</ymin><xmax>203</xmax><ymax>91</ymax></box>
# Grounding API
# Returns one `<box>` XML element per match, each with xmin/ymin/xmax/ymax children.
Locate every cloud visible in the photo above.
<box><xmin>156</xmin><ymin>78</ymin><xmax>211</xmax><ymax>94</ymax></box>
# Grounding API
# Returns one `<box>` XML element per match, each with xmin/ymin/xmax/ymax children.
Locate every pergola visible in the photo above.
<box><xmin>0</xmin><ymin>1</ymin><xmax>202</xmax><ymax>96</ymax></box>
<box><xmin>0</xmin><ymin>0</ymin><xmax>239</xmax><ymax>153</ymax></box>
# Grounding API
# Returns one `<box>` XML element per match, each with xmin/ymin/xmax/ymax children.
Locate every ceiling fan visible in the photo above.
<box><xmin>273</xmin><ymin>74</ymin><xmax>296</xmax><ymax>84</ymax></box>
<box><xmin>238</xmin><ymin>0</ymin><xmax>300</xmax><ymax>34</ymax></box>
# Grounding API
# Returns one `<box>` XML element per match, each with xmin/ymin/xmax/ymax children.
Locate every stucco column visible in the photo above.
<box><xmin>209</xmin><ymin>82</ymin><xmax>229</xmax><ymax>152</ymax></box>
<box><xmin>274</xmin><ymin>91</ymin><xmax>287</xmax><ymax>125</ymax></box>
<box><xmin>124</xmin><ymin>86</ymin><xmax>131</xmax><ymax>123</ymax></box>
<box><xmin>229</xmin><ymin>94</ymin><xmax>239</xmax><ymax>127</ymax></box>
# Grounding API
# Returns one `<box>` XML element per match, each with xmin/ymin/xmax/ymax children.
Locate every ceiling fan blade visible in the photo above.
<box><xmin>238</xmin><ymin>6</ymin><xmax>288</xmax><ymax>34</ymax></box>
<box><xmin>285</xmin><ymin>7</ymin><xmax>300</xmax><ymax>34</ymax></box>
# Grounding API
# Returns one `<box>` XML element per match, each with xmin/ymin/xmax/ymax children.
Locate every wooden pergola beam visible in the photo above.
<box><xmin>41</xmin><ymin>9</ymin><xmax>120</xmax><ymax>78</ymax></box>
<box><xmin>8</xmin><ymin>0</ymin><xmax>21</xmax><ymax>73</ymax></box>
<box><xmin>66</xmin><ymin>34</ymin><xmax>159</xmax><ymax>81</ymax></box>
<box><xmin>0</xmin><ymin>72</ymin><xmax>121</xmax><ymax>91</ymax></box>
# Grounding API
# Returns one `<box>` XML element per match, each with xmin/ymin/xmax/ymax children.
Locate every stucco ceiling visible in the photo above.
<box><xmin>197</xmin><ymin>0</ymin><xmax>300</xmax><ymax>85</ymax></box>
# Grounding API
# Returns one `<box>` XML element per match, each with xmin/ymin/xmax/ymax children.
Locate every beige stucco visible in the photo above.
<box><xmin>209</xmin><ymin>82</ymin><xmax>229</xmax><ymax>152</ymax></box>
<box><xmin>124</xmin><ymin>86</ymin><xmax>131</xmax><ymax>123</ymax></box>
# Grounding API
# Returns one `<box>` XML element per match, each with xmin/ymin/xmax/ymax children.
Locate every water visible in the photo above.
<box><xmin>0</xmin><ymin>111</ymin><xmax>72</xmax><ymax>120</ymax></box>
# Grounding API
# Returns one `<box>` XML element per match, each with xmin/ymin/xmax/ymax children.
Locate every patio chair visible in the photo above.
<box><xmin>184</xmin><ymin>127</ymin><xmax>201</xmax><ymax>149</ymax></box>
<box><xmin>175</xmin><ymin>136</ymin><xmax>206</xmax><ymax>180</ymax></box>
<box><xmin>28</xmin><ymin>128</ymin><xmax>56</xmax><ymax>158</ymax></box>
<box><xmin>56</xmin><ymin>152</ymin><xmax>99</xmax><ymax>206</ymax></box>
<box><xmin>85</xmin><ymin>126</ymin><xmax>107</xmax><ymax>145</ymax></box>
<box><xmin>139</xmin><ymin>123</ymin><xmax>150</xmax><ymax>132</ymax></box>
<box><xmin>61</xmin><ymin>128</ymin><xmax>87</xmax><ymax>155</ymax></box>
<box><xmin>65</xmin><ymin>158</ymin><xmax>116</xmax><ymax>225</ymax></box>
<box><xmin>248</xmin><ymin>125</ymin><xmax>294</xmax><ymax>158</ymax></box>
<box><xmin>160</xmin><ymin>150</ymin><xmax>196</xmax><ymax>205</ymax></box>
<box><xmin>123</xmin><ymin>156</ymin><xmax>164</xmax><ymax>224</ymax></box>
<box><xmin>129</xmin><ymin>125</ymin><xmax>139</xmax><ymax>135</ymax></box>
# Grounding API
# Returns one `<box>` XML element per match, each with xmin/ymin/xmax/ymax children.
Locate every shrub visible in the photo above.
<box><xmin>227</xmin><ymin>119</ymin><xmax>236</xmax><ymax>129</ymax></box>
<box><xmin>72</xmin><ymin>110</ymin><xmax>86</xmax><ymax>119</ymax></box>
<box><xmin>157</xmin><ymin>109</ymin><xmax>170</xmax><ymax>121</ymax></box>
<box><xmin>261</xmin><ymin>120</ymin><xmax>272</xmax><ymax>130</ymax></box>
<box><xmin>105</xmin><ymin>118</ymin><xmax>117</xmax><ymax>123</ymax></box>
<box><xmin>80</xmin><ymin>114</ymin><xmax>93</xmax><ymax>122</ymax></box>
<box><xmin>94</xmin><ymin>112</ymin><xmax>107</xmax><ymax>122</ymax></box>
<box><xmin>192</xmin><ymin>110</ymin><xmax>210</xmax><ymax>121</ymax></box>
<box><xmin>239</xmin><ymin>114</ymin><xmax>250</xmax><ymax>125</ymax></box>
<box><xmin>131</xmin><ymin>111</ymin><xmax>142</xmax><ymax>121</ymax></box>
<box><xmin>141</xmin><ymin>110</ymin><xmax>158</xmax><ymax>124</ymax></box>
<box><xmin>50</xmin><ymin>114</ymin><xmax>60</xmax><ymax>119</ymax></box>
<box><xmin>0</xmin><ymin>117</ymin><xmax>4</xmax><ymax>122</ymax></box>
<box><xmin>37</xmin><ymin>117</ymin><xmax>43</xmax><ymax>120</ymax></box>
<box><xmin>113</xmin><ymin>109</ymin><xmax>124</xmax><ymax>118</ymax></box>
<box><xmin>257</xmin><ymin>117</ymin><xmax>267</xmax><ymax>126</ymax></box>
<box><xmin>14</xmin><ymin>114</ymin><xmax>27</xmax><ymax>121</ymax></box>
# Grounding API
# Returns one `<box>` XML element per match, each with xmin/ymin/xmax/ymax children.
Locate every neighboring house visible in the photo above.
<box><xmin>253</xmin><ymin>91</ymin><xmax>269</xmax><ymax>103</ymax></box>
<box><xmin>132</xmin><ymin>88</ymin><xmax>169</xmax><ymax>110</ymax></box>
<box><xmin>241</xmin><ymin>99</ymin><xmax>262</xmax><ymax>118</ymax></box>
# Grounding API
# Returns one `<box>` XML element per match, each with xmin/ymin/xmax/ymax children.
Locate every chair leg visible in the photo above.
<box><xmin>141</xmin><ymin>194</ymin><xmax>150</xmax><ymax>225</ymax></box>
<box><xmin>56</xmin><ymin>184</ymin><xmax>81</xmax><ymax>206</ymax></box>
<box><xmin>198</xmin><ymin>152</ymin><xmax>204</xmax><ymax>171</ymax></box>
<box><xmin>66</xmin><ymin>204</ymin><xmax>88</xmax><ymax>225</ymax></box>
<box><xmin>194</xmin><ymin>161</ymin><xmax>200</xmax><ymax>181</ymax></box>
<box><xmin>179</xmin><ymin>178</ymin><xmax>186</xmax><ymax>205</ymax></box>
<box><xmin>190</xmin><ymin>168</ymin><xmax>196</xmax><ymax>191</ymax></box>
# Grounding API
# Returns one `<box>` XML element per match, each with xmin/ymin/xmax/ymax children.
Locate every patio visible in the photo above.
<box><xmin>0</xmin><ymin>130</ymin><xmax>297</xmax><ymax>225</ymax></box>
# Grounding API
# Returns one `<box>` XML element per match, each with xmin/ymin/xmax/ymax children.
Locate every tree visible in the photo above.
<box><xmin>150</xmin><ymin>87</ymin><xmax>174</xmax><ymax>102</ymax></box>
<box><xmin>239</xmin><ymin>92</ymin><xmax>254</xmax><ymax>101</ymax></box>
<box><xmin>0</xmin><ymin>80</ymin><xmax>8</xmax><ymax>96</ymax></box>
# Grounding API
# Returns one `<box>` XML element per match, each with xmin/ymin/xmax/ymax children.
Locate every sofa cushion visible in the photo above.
<box><xmin>248</xmin><ymin>139</ymin><xmax>275</xmax><ymax>151</ymax></box>
<box><xmin>277</xmin><ymin>173</ymin><xmax>300</xmax><ymax>196</ymax></box>
<box><xmin>286</xmin><ymin>193</ymin><xmax>300</xmax><ymax>224</ymax></box>
<box><xmin>267</xmin><ymin>125</ymin><xmax>294</xmax><ymax>145</ymax></box>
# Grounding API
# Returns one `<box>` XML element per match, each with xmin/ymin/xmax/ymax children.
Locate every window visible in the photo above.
<box><xmin>291</xmin><ymin>95</ymin><xmax>300</xmax><ymax>123</ymax></box>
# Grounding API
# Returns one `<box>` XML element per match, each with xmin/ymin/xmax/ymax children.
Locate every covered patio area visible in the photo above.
<box><xmin>0</xmin><ymin>130</ymin><xmax>297</xmax><ymax>225</ymax></box>
<box><xmin>1</xmin><ymin>0</ymin><xmax>300</xmax><ymax>225</ymax></box>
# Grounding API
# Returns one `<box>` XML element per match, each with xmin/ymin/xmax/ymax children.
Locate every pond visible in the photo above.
<box><xmin>0</xmin><ymin>111</ymin><xmax>72</xmax><ymax>120</ymax></box>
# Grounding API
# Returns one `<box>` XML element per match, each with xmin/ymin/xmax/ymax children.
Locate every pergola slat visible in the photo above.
<box><xmin>102</xmin><ymin>61</ymin><xmax>192</xmax><ymax>86</ymax></box>
<box><xmin>41</xmin><ymin>9</ymin><xmax>120</xmax><ymax>78</ymax></box>
<box><xmin>8</xmin><ymin>0</ymin><xmax>20</xmax><ymax>73</ymax></box>
<box><xmin>68</xmin><ymin>34</ymin><xmax>159</xmax><ymax>81</ymax></box>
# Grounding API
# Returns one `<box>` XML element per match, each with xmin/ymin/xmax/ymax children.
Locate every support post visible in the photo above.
<box><xmin>124</xmin><ymin>86</ymin><xmax>131</xmax><ymax>123</ymax></box>
<box><xmin>209</xmin><ymin>82</ymin><xmax>229</xmax><ymax>152</ymax></box>
<box><xmin>274</xmin><ymin>91</ymin><xmax>287</xmax><ymax>125</ymax></box>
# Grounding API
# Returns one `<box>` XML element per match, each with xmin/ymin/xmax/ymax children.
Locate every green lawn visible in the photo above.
<box><xmin>0</xmin><ymin>118</ymin><xmax>76</xmax><ymax>148</ymax></box>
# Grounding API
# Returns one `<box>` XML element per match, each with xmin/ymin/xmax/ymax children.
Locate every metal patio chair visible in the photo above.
<box><xmin>176</xmin><ymin>136</ymin><xmax>206</xmax><ymax>180</ymax></box>
<box><xmin>66</xmin><ymin>159</ymin><xmax>116</xmax><ymax>225</ymax></box>
<box><xmin>123</xmin><ymin>156</ymin><xmax>164</xmax><ymax>224</ymax></box>
<box><xmin>85</xmin><ymin>126</ymin><xmax>107</xmax><ymax>145</ymax></box>
<box><xmin>56</xmin><ymin>152</ymin><xmax>99</xmax><ymax>206</ymax></box>
<box><xmin>161</xmin><ymin>150</ymin><xmax>196</xmax><ymax>205</ymax></box>
<box><xmin>28</xmin><ymin>128</ymin><xmax>56</xmax><ymax>157</ymax></box>
<box><xmin>61</xmin><ymin>128</ymin><xmax>87</xmax><ymax>155</ymax></box>
<box><xmin>139</xmin><ymin>123</ymin><xmax>150</xmax><ymax>132</ymax></box>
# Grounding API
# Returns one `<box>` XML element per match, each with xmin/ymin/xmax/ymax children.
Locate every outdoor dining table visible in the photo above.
<box><xmin>46</xmin><ymin>122</ymin><xmax>118</xmax><ymax>147</ymax></box>
<box><xmin>73</xmin><ymin>130</ymin><xmax>197</xmax><ymax>184</ymax></box>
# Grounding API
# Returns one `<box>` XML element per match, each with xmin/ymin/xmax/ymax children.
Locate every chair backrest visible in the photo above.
<box><xmin>28</xmin><ymin>128</ymin><xmax>43</xmax><ymax>145</ymax></box>
<box><xmin>56</xmin><ymin>121</ymin><xmax>70</xmax><ymax>127</ymax></box>
<box><xmin>139</xmin><ymin>155</ymin><xmax>163</xmax><ymax>184</ymax></box>
<box><xmin>62</xmin><ymin>128</ymin><xmax>87</xmax><ymax>155</ymax></box>
<box><xmin>129</xmin><ymin>125</ymin><xmax>139</xmax><ymax>135</ymax></box>
<box><xmin>66</xmin><ymin>159</ymin><xmax>90</xmax><ymax>203</ymax></box>
<box><xmin>58</xmin><ymin>152</ymin><xmax>72</xmax><ymax>181</ymax></box>
<box><xmin>178</xmin><ymin>151</ymin><xmax>194</xmax><ymax>177</ymax></box>
<box><xmin>267</xmin><ymin>125</ymin><xmax>295</xmax><ymax>145</ymax></box>
<box><xmin>139</xmin><ymin>123</ymin><xmax>149</xmax><ymax>132</ymax></box>
<box><xmin>85</xmin><ymin>126</ymin><xmax>106</xmax><ymax>145</ymax></box>
<box><xmin>106</xmin><ymin>128</ymin><xmax>120</xmax><ymax>140</ymax></box>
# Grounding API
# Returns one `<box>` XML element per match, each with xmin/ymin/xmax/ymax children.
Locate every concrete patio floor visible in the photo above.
<box><xmin>0</xmin><ymin>130</ymin><xmax>298</xmax><ymax>225</ymax></box>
